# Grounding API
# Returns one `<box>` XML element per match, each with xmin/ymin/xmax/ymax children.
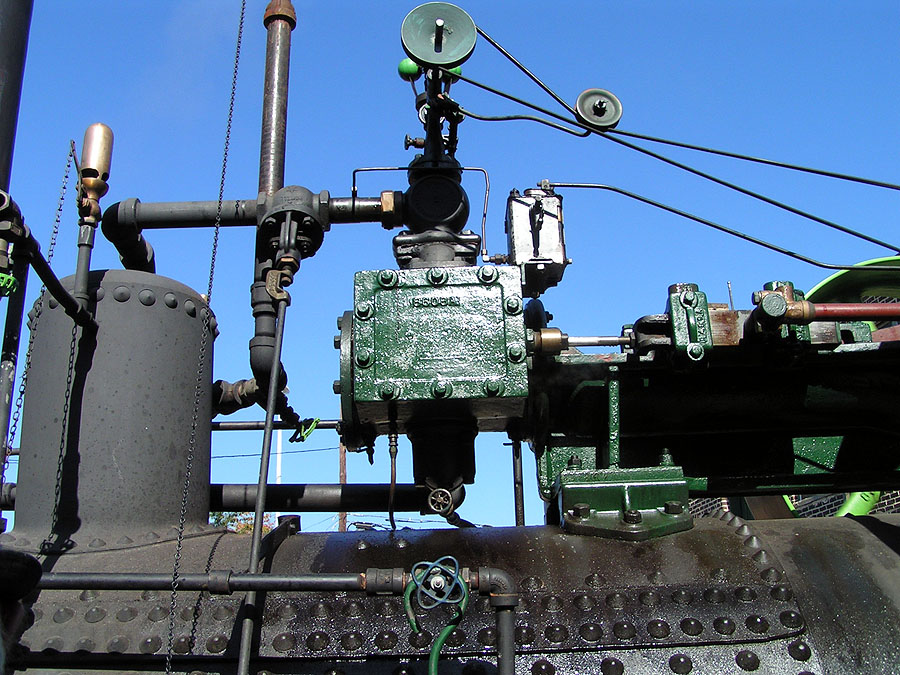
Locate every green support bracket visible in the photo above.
<box><xmin>666</xmin><ymin>283</ymin><xmax>713</xmax><ymax>363</ymax></box>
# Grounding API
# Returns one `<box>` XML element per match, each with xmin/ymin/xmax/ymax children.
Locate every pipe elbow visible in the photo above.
<box><xmin>478</xmin><ymin>567</ymin><xmax>518</xmax><ymax>608</ymax></box>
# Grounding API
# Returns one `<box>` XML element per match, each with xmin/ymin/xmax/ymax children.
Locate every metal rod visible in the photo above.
<box><xmin>212</xmin><ymin>419</ymin><xmax>338</xmax><ymax>431</ymax></box>
<box><xmin>328</xmin><ymin>197</ymin><xmax>382</xmax><ymax>223</ymax></box>
<box><xmin>567</xmin><ymin>335</ymin><xmax>632</xmax><ymax>347</ymax></box>
<box><xmin>39</xmin><ymin>572</ymin><xmax>365</xmax><ymax>592</ymax></box>
<box><xmin>0</xmin><ymin>0</ymin><xmax>33</xmax><ymax>191</ymax></box>
<box><xmin>511</xmin><ymin>441</ymin><xmax>525</xmax><ymax>527</ymax></box>
<box><xmin>496</xmin><ymin>607</ymin><xmax>516</xmax><ymax>675</ymax></box>
<box><xmin>211</xmin><ymin>483</ymin><xmax>426</xmax><ymax>512</ymax></box>
<box><xmin>0</xmin><ymin>258</ymin><xmax>27</xmax><ymax>485</ymax></box>
<box><xmin>237</xmin><ymin>296</ymin><xmax>289</xmax><ymax>675</ymax></box>
<box><xmin>811</xmin><ymin>303</ymin><xmax>900</xmax><ymax>321</ymax></box>
<box><xmin>258</xmin><ymin>1</ymin><xmax>295</xmax><ymax>196</ymax></box>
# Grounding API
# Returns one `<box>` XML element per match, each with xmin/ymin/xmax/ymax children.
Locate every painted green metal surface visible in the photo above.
<box><xmin>666</xmin><ymin>283</ymin><xmax>713</xmax><ymax>362</ymax></box>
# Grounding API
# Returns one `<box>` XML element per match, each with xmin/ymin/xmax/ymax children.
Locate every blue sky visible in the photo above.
<box><xmin>4</xmin><ymin>1</ymin><xmax>899</xmax><ymax>530</ymax></box>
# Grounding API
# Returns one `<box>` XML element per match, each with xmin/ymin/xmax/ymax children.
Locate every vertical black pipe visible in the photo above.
<box><xmin>496</xmin><ymin>607</ymin><xmax>516</xmax><ymax>675</ymax></box>
<box><xmin>258</xmin><ymin>0</ymin><xmax>295</xmax><ymax>197</ymax></box>
<box><xmin>511</xmin><ymin>440</ymin><xmax>525</xmax><ymax>526</ymax></box>
<box><xmin>0</xmin><ymin>0</ymin><xmax>33</xmax><ymax>192</ymax></box>
<box><xmin>237</xmin><ymin>296</ymin><xmax>289</xmax><ymax>675</ymax></box>
<box><xmin>0</xmin><ymin>258</ymin><xmax>28</xmax><ymax>483</ymax></box>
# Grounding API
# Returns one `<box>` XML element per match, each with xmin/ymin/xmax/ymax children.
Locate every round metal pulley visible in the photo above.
<box><xmin>575</xmin><ymin>88</ymin><xmax>623</xmax><ymax>130</ymax></box>
<box><xmin>401</xmin><ymin>2</ymin><xmax>477</xmax><ymax>68</ymax></box>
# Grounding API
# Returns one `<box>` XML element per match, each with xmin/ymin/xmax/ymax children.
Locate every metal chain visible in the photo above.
<box><xmin>39</xmin><ymin>323</ymin><xmax>78</xmax><ymax>555</ymax></box>
<box><xmin>2</xmin><ymin>143</ymin><xmax>74</xmax><ymax>484</ymax></box>
<box><xmin>166</xmin><ymin>2</ymin><xmax>245</xmax><ymax>671</ymax></box>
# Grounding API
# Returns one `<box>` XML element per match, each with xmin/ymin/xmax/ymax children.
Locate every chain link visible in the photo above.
<box><xmin>39</xmin><ymin>323</ymin><xmax>78</xmax><ymax>555</ymax></box>
<box><xmin>2</xmin><ymin>144</ymin><xmax>74</xmax><ymax>485</ymax></box>
<box><xmin>166</xmin><ymin>2</ymin><xmax>245</xmax><ymax>671</ymax></box>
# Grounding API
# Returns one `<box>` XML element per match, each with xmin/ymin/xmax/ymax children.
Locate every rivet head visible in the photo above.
<box><xmin>183</xmin><ymin>299</ymin><xmax>196</xmax><ymax>316</ymax></box>
<box><xmin>542</xmin><ymin>595</ymin><xmax>563</xmax><ymax>612</ymax></box>
<box><xmin>680</xmin><ymin>618</ymin><xmax>702</xmax><ymax>636</ymax></box>
<box><xmin>671</xmin><ymin>589</ymin><xmax>693</xmax><ymax>605</ymax></box>
<box><xmin>605</xmin><ymin>592</ymin><xmax>627</xmax><ymax>609</ymax></box>
<box><xmin>214</xmin><ymin>604</ymin><xmax>236</xmax><ymax>620</ymax></box>
<box><xmin>113</xmin><ymin>285</ymin><xmax>131</xmax><ymax>302</ymax></box>
<box><xmin>744</xmin><ymin>535</ymin><xmax>762</xmax><ymax>549</ymax></box>
<box><xmin>472</xmin><ymin>627</ymin><xmax>495</xmax><ymax>646</ymax></box>
<box><xmin>84</xmin><ymin>607</ymin><xmax>107</xmax><ymax>623</ymax></box>
<box><xmin>613</xmin><ymin>621</ymin><xmax>636</xmax><ymax>640</ymax></box>
<box><xmin>515</xmin><ymin>625</ymin><xmax>535</xmax><ymax>645</ymax></box>
<box><xmin>355</xmin><ymin>301</ymin><xmax>373</xmax><ymax>320</ymax></box>
<box><xmin>640</xmin><ymin>591</ymin><xmax>660</xmax><ymax>607</ymax></box>
<box><xmin>79</xmin><ymin>589</ymin><xmax>98</xmax><ymax>601</ymax></box>
<box><xmin>379</xmin><ymin>382</ymin><xmax>399</xmax><ymax>400</ymax></box>
<box><xmin>752</xmin><ymin>549</ymin><xmax>770</xmax><ymax>564</ymax></box>
<box><xmin>531</xmin><ymin>660</ymin><xmax>556</xmax><ymax>675</ymax></box>
<box><xmin>579</xmin><ymin>622</ymin><xmax>603</xmax><ymax>642</ymax></box>
<box><xmin>43</xmin><ymin>637</ymin><xmax>64</xmax><ymax>652</ymax></box>
<box><xmin>139</xmin><ymin>635</ymin><xmax>162</xmax><ymax>654</ymax></box>
<box><xmin>761</xmin><ymin>567</ymin><xmax>782</xmax><ymax>583</ymax></box>
<box><xmin>647</xmin><ymin>619</ymin><xmax>670</xmax><ymax>639</ymax></box>
<box><xmin>138</xmin><ymin>289</ymin><xmax>156</xmax><ymax>306</ymax></box>
<box><xmin>736</xmin><ymin>649</ymin><xmax>760</xmax><ymax>671</ymax></box>
<box><xmin>600</xmin><ymin>657</ymin><xmax>624</xmax><ymax>675</ymax></box>
<box><xmin>477</xmin><ymin>266</ymin><xmax>498</xmax><ymax>283</ymax></box>
<box><xmin>710</xmin><ymin>567</ymin><xmax>727</xmax><ymax>581</ymax></box>
<box><xmin>311</xmin><ymin>602</ymin><xmax>331</xmax><ymax>619</ymax></box>
<box><xmin>427</xmin><ymin>268</ymin><xmax>448</xmax><ymax>285</ymax></box>
<box><xmin>623</xmin><ymin>509</ymin><xmax>642</xmax><ymax>524</ymax></box>
<box><xmin>431</xmin><ymin>380</ymin><xmax>452</xmax><ymax>398</ymax></box>
<box><xmin>48</xmin><ymin>297</ymin><xmax>59</xmax><ymax>309</ymax></box>
<box><xmin>340</xmin><ymin>631</ymin><xmax>363</xmax><ymax>651</ymax></box>
<box><xmin>180</xmin><ymin>606</ymin><xmax>195</xmax><ymax>621</ymax></box>
<box><xmin>375</xmin><ymin>631</ymin><xmax>398</xmax><ymax>650</ymax></box>
<box><xmin>771</xmin><ymin>583</ymin><xmax>793</xmax><ymax>601</ymax></box>
<box><xmin>788</xmin><ymin>640</ymin><xmax>812</xmax><ymax>661</ymax></box>
<box><xmin>483</xmin><ymin>379</ymin><xmax>504</xmax><ymax>396</ymax></box>
<box><xmin>735</xmin><ymin>586</ymin><xmax>757</xmax><ymax>602</ymax></box>
<box><xmin>355</xmin><ymin>347</ymin><xmax>373</xmax><ymax>368</ymax></box>
<box><xmin>53</xmin><ymin>608</ymin><xmax>74</xmax><ymax>623</ymax></box>
<box><xmin>342</xmin><ymin>601</ymin><xmax>363</xmax><ymax>617</ymax></box>
<box><xmin>377</xmin><ymin>269</ymin><xmax>398</xmax><ymax>288</ymax></box>
<box><xmin>703</xmin><ymin>588</ymin><xmax>725</xmax><ymax>604</ymax></box>
<box><xmin>745</xmin><ymin>615</ymin><xmax>770</xmax><ymax>634</ymax></box>
<box><xmin>669</xmin><ymin>653</ymin><xmax>693</xmax><ymax>674</ymax></box>
<box><xmin>108</xmin><ymin>635</ymin><xmax>131</xmax><ymax>653</ymax></box>
<box><xmin>148</xmin><ymin>605</ymin><xmax>167</xmax><ymax>622</ymax></box>
<box><xmin>273</xmin><ymin>632</ymin><xmax>296</xmax><ymax>652</ymax></box>
<box><xmin>141</xmin><ymin>590</ymin><xmax>159</xmax><ymax>601</ymax></box>
<box><xmin>574</xmin><ymin>594</ymin><xmax>594</xmax><ymax>611</ymax></box>
<box><xmin>75</xmin><ymin>637</ymin><xmax>95</xmax><ymax>652</ymax></box>
<box><xmin>206</xmin><ymin>634</ymin><xmax>228</xmax><ymax>653</ymax></box>
<box><xmin>164</xmin><ymin>292</ymin><xmax>178</xmax><ymax>308</ymax></box>
<box><xmin>584</xmin><ymin>573</ymin><xmax>604</xmax><ymax>589</ymax></box>
<box><xmin>445</xmin><ymin>628</ymin><xmax>465</xmax><ymax>647</ymax></box>
<box><xmin>780</xmin><ymin>609</ymin><xmax>803</xmax><ymax>628</ymax></box>
<box><xmin>713</xmin><ymin>616</ymin><xmax>735</xmax><ymax>635</ymax></box>
<box><xmin>172</xmin><ymin>635</ymin><xmax>191</xmax><ymax>654</ymax></box>
<box><xmin>306</xmin><ymin>631</ymin><xmax>330</xmax><ymax>651</ymax></box>
<box><xmin>507</xmin><ymin>344</ymin><xmax>526</xmax><ymax>362</ymax></box>
<box><xmin>410</xmin><ymin>630</ymin><xmax>433</xmax><ymax>648</ymax></box>
<box><xmin>735</xmin><ymin>524</ymin><xmax>752</xmax><ymax>536</ymax></box>
<box><xmin>377</xmin><ymin>599</ymin><xmax>396</xmax><ymax>616</ymax></box>
<box><xmin>521</xmin><ymin>576</ymin><xmax>543</xmax><ymax>591</ymax></box>
<box><xmin>504</xmin><ymin>296</ymin><xmax>522</xmax><ymax>314</ymax></box>
<box><xmin>544</xmin><ymin>624</ymin><xmax>568</xmax><ymax>643</ymax></box>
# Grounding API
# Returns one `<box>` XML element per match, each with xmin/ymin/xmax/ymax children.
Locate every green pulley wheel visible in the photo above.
<box><xmin>401</xmin><ymin>2</ymin><xmax>477</xmax><ymax>68</ymax></box>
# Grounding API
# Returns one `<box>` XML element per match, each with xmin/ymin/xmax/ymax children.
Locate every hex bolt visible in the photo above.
<box><xmin>572</xmin><ymin>503</ymin><xmax>591</xmax><ymax>519</ymax></box>
<box><xmin>431</xmin><ymin>381</ymin><xmax>452</xmax><ymax>399</ymax></box>
<box><xmin>680</xmin><ymin>290</ymin><xmax>696</xmax><ymax>307</ymax></box>
<box><xmin>377</xmin><ymin>269</ymin><xmax>398</xmax><ymax>288</ymax></box>
<box><xmin>751</xmin><ymin>291</ymin><xmax>762</xmax><ymax>306</ymax></box>
<box><xmin>504</xmin><ymin>296</ymin><xmax>522</xmax><ymax>314</ymax></box>
<box><xmin>333</xmin><ymin>335</ymin><xmax>341</xmax><ymax>349</ymax></box>
<box><xmin>477</xmin><ymin>266</ymin><xmax>498</xmax><ymax>284</ymax></box>
<box><xmin>379</xmin><ymin>383</ymin><xmax>399</xmax><ymax>400</ymax></box>
<box><xmin>483</xmin><ymin>380</ymin><xmax>504</xmax><ymax>397</ymax></box>
<box><xmin>567</xmin><ymin>454</ymin><xmax>582</xmax><ymax>469</ymax></box>
<box><xmin>664</xmin><ymin>500</ymin><xmax>684</xmax><ymax>515</ymax></box>
<box><xmin>507</xmin><ymin>344</ymin><xmax>526</xmax><ymax>362</ymax></box>
<box><xmin>623</xmin><ymin>509</ymin><xmax>642</xmax><ymax>524</ymax></box>
<box><xmin>355</xmin><ymin>302</ymin><xmax>373</xmax><ymax>320</ymax></box>
<box><xmin>355</xmin><ymin>348</ymin><xmax>373</xmax><ymax>368</ymax></box>
<box><xmin>332</xmin><ymin>380</ymin><xmax>342</xmax><ymax>395</ymax></box>
<box><xmin>427</xmin><ymin>268</ymin><xmax>448</xmax><ymax>286</ymax></box>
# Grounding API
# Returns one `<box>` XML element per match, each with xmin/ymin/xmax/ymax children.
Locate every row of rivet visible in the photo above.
<box><xmin>35</xmin><ymin>602</ymin><xmax>236</xmax><ymax>625</ymax></box>
<box><xmin>3</xmin><ymin>524</ymin><xmax>212</xmax><ymax>550</ymax></box>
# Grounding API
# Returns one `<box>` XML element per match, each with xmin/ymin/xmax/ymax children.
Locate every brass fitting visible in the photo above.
<box><xmin>78</xmin><ymin>123</ymin><xmax>114</xmax><ymax>224</ymax></box>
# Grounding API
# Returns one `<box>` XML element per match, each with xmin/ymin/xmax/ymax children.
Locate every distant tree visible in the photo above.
<box><xmin>209</xmin><ymin>512</ymin><xmax>276</xmax><ymax>534</ymax></box>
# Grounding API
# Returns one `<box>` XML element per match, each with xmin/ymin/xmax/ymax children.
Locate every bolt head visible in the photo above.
<box><xmin>355</xmin><ymin>302</ymin><xmax>373</xmax><ymax>320</ymax></box>
<box><xmin>483</xmin><ymin>380</ymin><xmax>504</xmax><ymax>396</ymax></box>
<box><xmin>680</xmin><ymin>290</ymin><xmax>696</xmax><ymax>307</ymax></box>
<box><xmin>504</xmin><ymin>296</ymin><xmax>522</xmax><ymax>314</ymax></box>
<box><xmin>572</xmin><ymin>503</ymin><xmax>591</xmax><ymax>519</ymax></box>
<box><xmin>355</xmin><ymin>348</ymin><xmax>373</xmax><ymax>368</ymax></box>
<box><xmin>507</xmin><ymin>344</ymin><xmax>526</xmax><ymax>362</ymax></box>
<box><xmin>377</xmin><ymin>269</ymin><xmax>398</xmax><ymax>288</ymax></box>
<box><xmin>477</xmin><ymin>266</ymin><xmax>498</xmax><ymax>283</ymax></box>
<box><xmin>664</xmin><ymin>500</ymin><xmax>684</xmax><ymax>515</ymax></box>
<box><xmin>379</xmin><ymin>383</ymin><xmax>399</xmax><ymax>400</ymax></box>
<box><xmin>427</xmin><ymin>268</ymin><xmax>448</xmax><ymax>285</ymax></box>
<box><xmin>332</xmin><ymin>380</ymin><xmax>342</xmax><ymax>395</ymax></box>
<box><xmin>623</xmin><ymin>509</ymin><xmax>642</xmax><ymax>524</ymax></box>
<box><xmin>431</xmin><ymin>380</ymin><xmax>452</xmax><ymax>398</ymax></box>
<box><xmin>687</xmin><ymin>343</ymin><xmax>705</xmax><ymax>360</ymax></box>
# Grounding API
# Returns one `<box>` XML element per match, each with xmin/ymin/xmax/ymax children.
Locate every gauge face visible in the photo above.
<box><xmin>401</xmin><ymin>2</ymin><xmax>476</xmax><ymax>68</ymax></box>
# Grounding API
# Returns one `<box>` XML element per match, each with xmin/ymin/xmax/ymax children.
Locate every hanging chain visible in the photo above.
<box><xmin>2</xmin><ymin>143</ymin><xmax>74</xmax><ymax>485</ymax></box>
<box><xmin>39</xmin><ymin>323</ymin><xmax>78</xmax><ymax>555</ymax></box>
<box><xmin>166</xmin><ymin>2</ymin><xmax>245</xmax><ymax>672</ymax></box>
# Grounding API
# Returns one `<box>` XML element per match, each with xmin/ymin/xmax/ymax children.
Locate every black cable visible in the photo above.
<box><xmin>546</xmin><ymin>182</ymin><xmax>900</xmax><ymax>272</ymax></box>
<box><xmin>457</xmin><ymin>105</ymin><xmax>588</xmax><ymax>137</ymax></box>
<box><xmin>211</xmin><ymin>446</ymin><xmax>338</xmax><ymax>460</ymax></box>
<box><xmin>607</xmin><ymin>128</ymin><xmax>900</xmax><ymax>192</ymax></box>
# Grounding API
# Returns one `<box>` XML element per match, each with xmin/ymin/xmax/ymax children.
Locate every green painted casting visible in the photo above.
<box><xmin>666</xmin><ymin>283</ymin><xmax>713</xmax><ymax>362</ymax></box>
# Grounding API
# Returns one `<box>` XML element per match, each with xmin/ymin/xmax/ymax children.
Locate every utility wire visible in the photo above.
<box><xmin>211</xmin><ymin>445</ymin><xmax>338</xmax><ymax>460</ymax></box>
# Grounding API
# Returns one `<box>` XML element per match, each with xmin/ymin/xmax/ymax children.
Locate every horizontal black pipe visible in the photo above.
<box><xmin>39</xmin><ymin>572</ymin><xmax>365</xmax><ymax>593</ymax></box>
<box><xmin>212</xmin><ymin>419</ymin><xmax>338</xmax><ymax>431</ymax></box>
<box><xmin>212</xmin><ymin>483</ymin><xmax>426</xmax><ymax>512</ymax></box>
<box><xmin>27</xmin><ymin>243</ymin><xmax>95</xmax><ymax>328</ymax></box>
<box><xmin>102</xmin><ymin>198</ymin><xmax>256</xmax><ymax>230</ymax></box>
<box><xmin>328</xmin><ymin>196</ymin><xmax>382</xmax><ymax>223</ymax></box>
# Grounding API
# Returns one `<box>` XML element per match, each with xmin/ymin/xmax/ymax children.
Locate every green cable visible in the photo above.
<box><xmin>428</xmin><ymin>580</ymin><xmax>469</xmax><ymax>675</ymax></box>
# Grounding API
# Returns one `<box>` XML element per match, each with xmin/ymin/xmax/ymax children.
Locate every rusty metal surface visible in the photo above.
<box><xmin>13</xmin><ymin>515</ymin><xmax>900</xmax><ymax>673</ymax></box>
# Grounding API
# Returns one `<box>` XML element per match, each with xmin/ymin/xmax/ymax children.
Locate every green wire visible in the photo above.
<box><xmin>428</xmin><ymin>580</ymin><xmax>469</xmax><ymax>675</ymax></box>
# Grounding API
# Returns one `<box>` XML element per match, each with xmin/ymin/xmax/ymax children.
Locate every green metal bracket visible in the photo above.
<box><xmin>666</xmin><ymin>283</ymin><xmax>713</xmax><ymax>363</ymax></box>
